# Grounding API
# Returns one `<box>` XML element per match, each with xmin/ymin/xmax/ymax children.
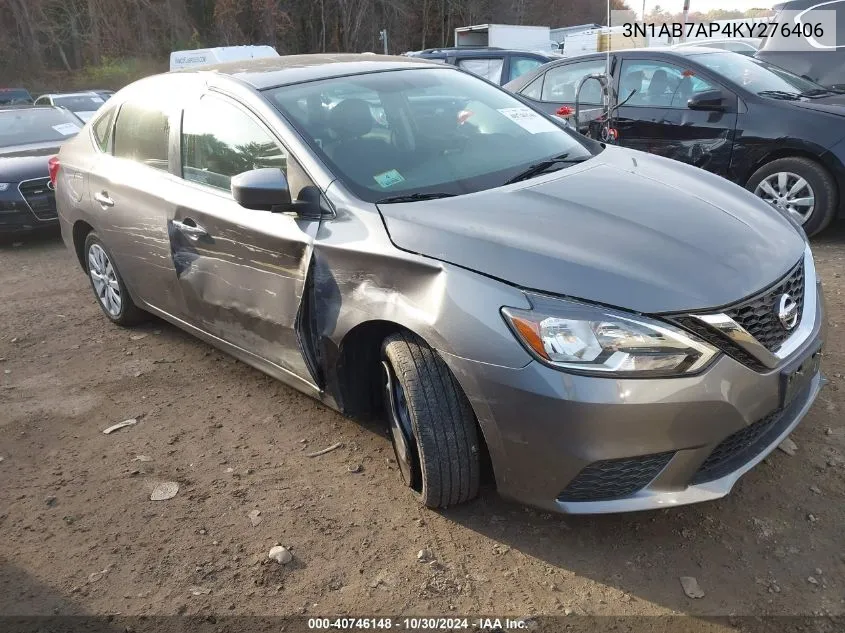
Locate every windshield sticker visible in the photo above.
<box><xmin>374</xmin><ymin>169</ymin><xmax>405</xmax><ymax>188</ymax></box>
<box><xmin>497</xmin><ymin>107</ymin><xmax>560</xmax><ymax>134</ymax></box>
<box><xmin>52</xmin><ymin>123</ymin><xmax>81</xmax><ymax>136</ymax></box>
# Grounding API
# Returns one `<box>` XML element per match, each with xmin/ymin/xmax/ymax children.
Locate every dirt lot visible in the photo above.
<box><xmin>1</xmin><ymin>229</ymin><xmax>844</xmax><ymax>623</ymax></box>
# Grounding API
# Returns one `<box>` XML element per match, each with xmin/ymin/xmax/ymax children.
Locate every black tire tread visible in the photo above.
<box><xmin>747</xmin><ymin>156</ymin><xmax>838</xmax><ymax>237</ymax></box>
<box><xmin>382</xmin><ymin>332</ymin><xmax>480</xmax><ymax>508</ymax></box>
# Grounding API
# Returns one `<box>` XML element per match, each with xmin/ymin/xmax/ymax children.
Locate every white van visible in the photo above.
<box><xmin>169</xmin><ymin>46</ymin><xmax>280</xmax><ymax>71</ymax></box>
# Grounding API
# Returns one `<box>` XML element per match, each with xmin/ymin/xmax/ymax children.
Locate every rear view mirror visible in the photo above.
<box><xmin>687</xmin><ymin>90</ymin><xmax>726</xmax><ymax>111</ymax></box>
<box><xmin>231</xmin><ymin>168</ymin><xmax>292</xmax><ymax>211</ymax></box>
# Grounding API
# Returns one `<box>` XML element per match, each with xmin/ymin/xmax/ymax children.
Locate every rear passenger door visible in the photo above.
<box><xmin>169</xmin><ymin>92</ymin><xmax>320</xmax><ymax>386</ymax></box>
<box><xmin>87</xmin><ymin>94</ymin><xmax>188</xmax><ymax>317</ymax></box>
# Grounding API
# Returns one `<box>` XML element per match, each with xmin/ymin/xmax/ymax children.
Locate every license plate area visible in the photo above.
<box><xmin>781</xmin><ymin>344</ymin><xmax>822</xmax><ymax>409</ymax></box>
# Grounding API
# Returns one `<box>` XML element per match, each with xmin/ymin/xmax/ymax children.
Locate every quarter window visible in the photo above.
<box><xmin>520</xmin><ymin>75</ymin><xmax>544</xmax><ymax>100</ymax></box>
<box><xmin>619</xmin><ymin>60</ymin><xmax>716</xmax><ymax>108</ymax></box>
<box><xmin>181</xmin><ymin>95</ymin><xmax>287</xmax><ymax>192</ymax></box>
<box><xmin>113</xmin><ymin>101</ymin><xmax>171</xmax><ymax>171</ymax></box>
<box><xmin>92</xmin><ymin>106</ymin><xmax>117</xmax><ymax>153</ymax></box>
<box><xmin>541</xmin><ymin>59</ymin><xmax>607</xmax><ymax>103</ymax></box>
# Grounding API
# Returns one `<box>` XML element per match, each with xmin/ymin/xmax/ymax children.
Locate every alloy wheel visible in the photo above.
<box><xmin>754</xmin><ymin>171</ymin><xmax>815</xmax><ymax>225</ymax></box>
<box><xmin>382</xmin><ymin>360</ymin><xmax>420</xmax><ymax>491</ymax></box>
<box><xmin>88</xmin><ymin>243</ymin><xmax>122</xmax><ymax>317</ymax></box>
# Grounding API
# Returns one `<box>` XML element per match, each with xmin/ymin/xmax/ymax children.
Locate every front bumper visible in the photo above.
<box><xmin>0</xmin><ymin>179</ymin><xmax>59</xmax><ymax>234</ymax></box>
<box><xmin>444</xmin><ymin>279</ymin><xmax>825</xmax><ymax>514</ymax></box>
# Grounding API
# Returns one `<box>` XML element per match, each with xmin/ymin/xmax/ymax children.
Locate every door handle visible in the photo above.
<box><xmin>94</xmin><ymin>191</ymin><xmax>114</xmax><ymax>208</ymax></box>
<box><xmin>173</xmin><ymin>218</ymin><xmax>209</xmax><ymax>240</ymax></box>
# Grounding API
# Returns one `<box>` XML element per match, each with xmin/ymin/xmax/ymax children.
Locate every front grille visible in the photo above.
<box><xmin>18</xmin><ymin>178</ymin><xmax>57</xmax><ymax>220</ymax></box>
<box><xmin>672</xmin><ymin>316</ymin><xmax>767</xmax><ymax>372</ymax></box>
<box><xmin>724</xmin><ymin>260</ymin><xmax>805</xmax><ymax>353</ymax></box>
<box><xmin>692</xmin><ymin>409</ymin><xmax>791</xmax><ymax>484</ymax></box>
<box><xmin>558</xmin><ymin>452</ymin><xmax>674</xmax><ymax>502</ymax></box>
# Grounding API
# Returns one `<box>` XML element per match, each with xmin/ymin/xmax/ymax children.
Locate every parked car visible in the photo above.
<box><xmin>0</xmin><ymin>87</ymin><xmax>33</xmax><ymax>105</ymax></box>
<box><xmin>756</xmin><ymin>0</ymin><xmax>845</xmax><ymax>90</ymax></box>
<box><xmin>505</xmin><ymin>47</ymin><xmax>845</xmax><ymax>235</ymax></box>
<box><xmin>34</xmin><ymin>91</ymin><xmax>108</xmax><ymax>122</ymax></box>
<box><xmin>55</xmin><ymin>54</ymin><xmax>823</xmax><ymax>514</ymax></box>
<box><xmin>406</xmin><ymin>47</ymin><xmax>560</xmax><ymax>84</ymax></box>
<box><xmin>0</xmin><ymin>105</ymin><xmax>82</xmax><ymax>234</ymax></box>
<box><xmin>674</xmin><ymin>38</ymin><xmax>761</xmax><ymax>56</ymax></box>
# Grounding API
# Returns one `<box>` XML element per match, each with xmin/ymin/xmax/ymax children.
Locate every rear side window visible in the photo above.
<box><xmin>457</xmin><ymin>58</ymin><xmax>505</xmax><ymax>83</ymax></box>
<box><xmin>113</xmin><ymin>101</ymin><xmax>171</xmax><ymax>171</ymax></box>
<box><xmin>181</xmin><ymin>95</ymin><xmax>287</xmax><ymax>192</ymax></box>
<box><xmin>92</xmin><ymin>106</ymin><xmax>117</xmax><ymax>153</ymax></box>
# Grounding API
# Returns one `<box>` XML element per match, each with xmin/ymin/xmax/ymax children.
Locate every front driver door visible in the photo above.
<box><xmin>168</xmin><ymin>92</ymin><xmax>320</xmax><ymax>387</ymax></box>
<box><xmin>614</xmin><ymin>58</ymin><xmax>738</xmax><ymax>176</ymax></box>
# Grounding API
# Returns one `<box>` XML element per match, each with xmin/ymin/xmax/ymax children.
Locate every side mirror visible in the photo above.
<box><xmin>687</xmin><ymin>89</ymin><xmax>726</xmax><ymax>111</ymax></box>
<box><xmin>231</xmin><ymin>168</ymin><xmax>292</xmax><ymax>211</ymax></box>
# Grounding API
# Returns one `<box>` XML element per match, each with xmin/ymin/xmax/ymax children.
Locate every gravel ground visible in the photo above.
<box><xmin>0</xmin><ymin>228</ymin><xmax>843</xmax><ymax>621</ymax></box>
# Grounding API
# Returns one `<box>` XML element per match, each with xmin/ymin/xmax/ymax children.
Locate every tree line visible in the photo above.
<box><xmin>1</xmin><ymin>0</ymin><xmax>632</xmax><ymax>83</ymax></box>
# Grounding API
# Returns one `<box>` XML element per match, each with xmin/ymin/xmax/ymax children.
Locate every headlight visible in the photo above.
<box><xmin>502</xmin><ymin>295</ymin><xmax>719</xmax><ymax>377</ymax></box>
<box><xmin>0</xmin><ymin>183</ymin><xmax>11</xmax><ymax>192</ymax></box>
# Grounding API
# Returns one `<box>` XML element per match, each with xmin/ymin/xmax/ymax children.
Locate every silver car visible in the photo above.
<box><xmin>53</xmin><ymin>54</ymin><xmax>824</xmax><ymax>514</ymax></box>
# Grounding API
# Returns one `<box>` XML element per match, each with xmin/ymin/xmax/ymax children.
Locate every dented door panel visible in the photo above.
<box><xmin>168</xmin><ymin>182</ymin><xmax>319</xmax><ymax>386</ymax></box>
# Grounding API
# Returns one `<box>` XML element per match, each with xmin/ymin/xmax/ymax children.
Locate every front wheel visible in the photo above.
<box><xmin>84</xmin><ymin>232</ymin><xmax>144</xmax><ymax>326</ymax></box>
<box><xmin>746</xmin><ymin>157</ymin><xmax>838</xmax><ymax>236</ymax></box>
<box><xmin>381</xmin><ymin>332</ymin><xmax>480</xmax><ymax>509</ymax></box>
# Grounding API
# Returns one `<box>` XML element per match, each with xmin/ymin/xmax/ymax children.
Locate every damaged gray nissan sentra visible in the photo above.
<box><xmin>54</xmin><ymin>54</ymin><xmax>824</xmax><ymax>514</ymax></box>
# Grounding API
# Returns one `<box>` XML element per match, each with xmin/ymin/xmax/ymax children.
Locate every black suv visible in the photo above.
<box><xmin>406</xmin><ymin>47</ymin><xmax>560</xmax><ymax>85</ymax></box>
<box><xmin>756</xmin><ymin>0</ymin><xmax>845</xmax><ymax>90</ymax></box>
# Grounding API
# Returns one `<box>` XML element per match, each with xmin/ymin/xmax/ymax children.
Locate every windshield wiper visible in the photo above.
<box><xmin>757</xmin><ymin>90</ymin><xmax>801</xmax><ymax>100</ymax></box>
<box><xmin>376</xmin><ymin>192</ymin><xmax>458</xmax><ymax>204</ymax></box>
<box><xmin>504</xmin><ymin>153</ymin><xmax>590</xmax><ymax>185</ymax></box>
<box><xmin>798</xmin><ymin>88</ymin><xmax>835</xmax><ymax>98</ymax></box>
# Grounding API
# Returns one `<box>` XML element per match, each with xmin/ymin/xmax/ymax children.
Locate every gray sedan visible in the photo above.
<box><xmin>52</xmin><ymin>54</ymin><xmax>824</xmax><ymax>514</ymax></box>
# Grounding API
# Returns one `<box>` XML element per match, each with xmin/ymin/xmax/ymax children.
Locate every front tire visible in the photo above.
<box><xmin>84</xmin><ymin>232</ymin><xmax>144</xmax><ymax>326</ymax></box>
<box><xmin>746</xmin><ymin>157</ymin><xmax>838</xmax><ymax>236</ymax></box>
<box><xmin>381</xmin><ymin>332</ymin><xmax>480</xmax><ymax>509</ymax></box>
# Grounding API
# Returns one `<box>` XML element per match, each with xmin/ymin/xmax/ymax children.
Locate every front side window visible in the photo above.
<box><xmin>541</xmin><ymin>59</ymin><xmax>607</xmax><ymax>103</ymax></box>
<box><xmin>457</xmin><ymin>58</ymin><xmax>505</xmax><ymax>83</ymax></box>
<box><xmin>693</xmin><ymin>51</ymin><xmax>825</xmax><ymax>96</ymax></box>
<box><xmin>266</xmin><ymin>67</ymin><xmax>596</xmax><ymax>203</ymax></box>
<box><xmin>618</xmin><ymin>59</ymin><xmax>716</xmax><ymax>108</ymax></box>
<box><xmin>113</xmin><ymin>100</ymin><xmax>171</xmax><ymax>171</ymax></box>
<box><xmin>181</xmin><ymin>95</ymin><xmax>287</xmax><ymax>192</ymax></box>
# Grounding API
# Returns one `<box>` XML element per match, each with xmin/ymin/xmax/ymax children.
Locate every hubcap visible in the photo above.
<box><xmin>382</xmin><ymin>361</ymin><xmax>419</xmax><ymax>490</ymax></box>
<box><xmin>88</xmin><ymin>243</ymin><xmax>122</xmax><ymax>317</ymax></box>
<box><xmin>754</xmin><ymin>171</ymin><xmax>815</xmax><ymax>225</ymax></box>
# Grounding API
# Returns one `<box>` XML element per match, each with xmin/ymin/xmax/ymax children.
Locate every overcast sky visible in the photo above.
<box><xmin>635</xmin><ymin>0</ymin><xmax>781</xmax><ymax>17</ymax></box>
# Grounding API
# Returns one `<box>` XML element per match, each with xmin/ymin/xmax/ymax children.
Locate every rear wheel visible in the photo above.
<box><xmin>84</xmin><ymin>232</ymin><xmax>144</xmax><ymax>326</ymax></box>
<box><xmin>746</xmin><ymin>157</ymin><xmax>838</xmax><ymax>236</ymax></box>
<box><xmin>381</xmin><ymin>332</ymin><xmax>480</xmax><ymax>508</ymax></box>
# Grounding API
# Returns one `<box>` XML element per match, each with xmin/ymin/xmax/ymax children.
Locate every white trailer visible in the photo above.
<box><xmin>169</xmin><ymin>45</ymin><xmax>280</xmax><ymax>71</ymax></box>
<box><xmin>454</xmin><ymin>24</ymin><xmax>556</xmax><ymax>50</ymax></box>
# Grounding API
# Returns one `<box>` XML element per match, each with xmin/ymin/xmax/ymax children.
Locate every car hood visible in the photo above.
<box><xmin>786</xmin><ymin>93</ymin><xmax>845</xmax><ymax>117</ymax></box>
<box><xmin>377</xmin><ymin>147</ymin><xmax>806</xmax><ymax>314</ymax></box>
<box><xmin>0</xmin><ymin>143</ymin><xmax>59</xmax><ymax>182</ymax></box>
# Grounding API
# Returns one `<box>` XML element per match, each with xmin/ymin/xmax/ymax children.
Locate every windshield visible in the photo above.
<box><xmin>693</xmin><ymin>51</ymin><xmax>824</xmax><ymax>96</ymax></box>
<box><xmin>0</xmin><ymin>108</ymin><xmax>83</xmax><ymax>148</ymax></box>
<box><xmin>53</xmin><ymin>94</ymin><xmax>106</xmax><ymax>112</ymax></box>
<box><xmin>265</xmin><ymin>68</ymin><xmax>596</xmax><ymax>202</ymax></box>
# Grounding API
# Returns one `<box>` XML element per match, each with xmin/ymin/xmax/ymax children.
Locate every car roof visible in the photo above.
<box><xmin>175</xmin><ymin>53</ymin><xmax>443</xmax><ymax>90</ymax></box>
<box><xmin>0</xmin><ymin>104</ymin><xmax>67</xmax><ymax>113</ymax></box>
<box><xmin>41</xmin><ymin>91</ymin><xmax>101</xmax><ymax>98</ymax></box>
<box><xmin>413</xmin><ymin>48</ymin><xmax>554</xmax><ymax>57</ymax></box>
